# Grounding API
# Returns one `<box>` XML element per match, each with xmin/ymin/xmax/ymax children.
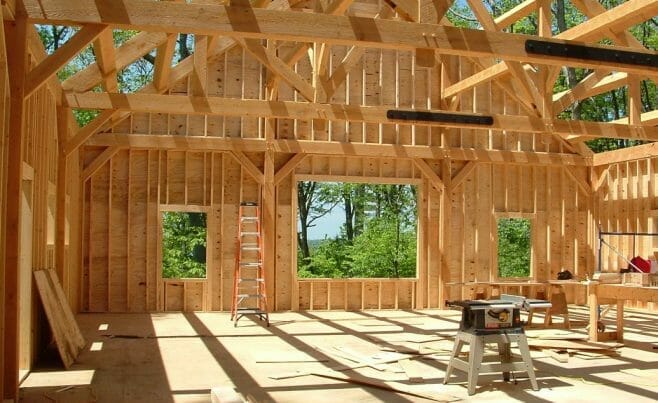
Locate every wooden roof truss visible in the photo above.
<box><xmin>10</xmin><ymin>0</ymin><xmax>658</xmax><ymax>166</ymax></box>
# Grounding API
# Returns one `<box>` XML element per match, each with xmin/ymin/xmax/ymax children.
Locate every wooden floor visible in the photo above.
<box><xmin>18</xmin><ymin>306</ymin><xmax>658</xmax><ymax>402</ymax></box>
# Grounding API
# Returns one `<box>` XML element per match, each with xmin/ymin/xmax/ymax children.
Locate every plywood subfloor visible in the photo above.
<box><xmin>19</xmin><ymin>306</ymin><xmax>658</xmax><ymax>402</ymax></box>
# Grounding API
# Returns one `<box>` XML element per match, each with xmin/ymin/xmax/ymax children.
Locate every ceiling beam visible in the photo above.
<box><xmin>23</xmin><ymin>1</ymin><xmax>658</xmax><ymax>76</ymax></box>
<box><xmin>86</xmin><ymin>134</ymin><xmax>589</xmax><ymax>166</ymax></box>
<box><xmin>64</xmin><ymin>92</ymin><xmax>658</xmax><ymax>142</ymax></box>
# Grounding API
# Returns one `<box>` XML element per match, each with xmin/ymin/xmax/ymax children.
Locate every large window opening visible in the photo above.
<box><xmin>297</xmin><ymin>181</ymin><xmax>418</xmax><ymax>278</ymax></box>
<box><xmin>161</xmin><ymin>211</ymin><xmax>207</xmax><ymax>279</ymax></box>
<box><xmin>497</xmin><ymin>217</ymin><xmax>532</xmax><ymax>278</ymax></box>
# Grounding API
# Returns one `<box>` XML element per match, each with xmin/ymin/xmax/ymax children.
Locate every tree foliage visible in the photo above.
<box><xmin>497</xmin><ymin>218</ymin><xmax>531</xmax><ymax>278</ymax></box>
<box><xmin>161</xmin><ymin>212</ymin><xmax>207</xmax><ymax>279</ymax></box>
<box><xmin>297</xmin><ymin>183</ymin><xmax>417</xmax><ymax>279</ymax></box>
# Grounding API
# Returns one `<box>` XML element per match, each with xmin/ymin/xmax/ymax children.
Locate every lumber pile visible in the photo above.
<box><xmin>33</xmin><ymin>269</ymin><xmax>86</xmax><ymax>368</ymax></box>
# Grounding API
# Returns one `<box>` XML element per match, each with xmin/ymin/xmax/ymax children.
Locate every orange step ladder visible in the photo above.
<box><xmin>230</xmin><ymin>202</ymin><xmax>269</xmax><ymax>327</ymax></box>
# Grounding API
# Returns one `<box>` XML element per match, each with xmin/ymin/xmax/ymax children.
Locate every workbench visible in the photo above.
<box><xmin>587</xmin><ymin>283</ymin><xmax>658</xmax><ymax>342</ymax></box>
<box><xmin>444</xmin><ymin>281</ymin><xmax>581</xmax><ymax>327</ymax></box>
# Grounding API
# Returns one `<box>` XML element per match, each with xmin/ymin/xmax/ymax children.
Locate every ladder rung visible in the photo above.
<box><xmin>240</xmin><ymin>262</ymin><xmax>261</xmax><ymax>267</ymax></box>
<box><xmin>241</xmin><ymin>217</ymin><xmax>258</xmax><ymax>221</ymax></box>
<box><xmin>237</xmin><ymin>294</ymin><xmax>264</xmax><ymax>298</ymax></box>
<box><xmin>241</xmin><ymin>247</ymin><xmax>260</xmax><ymax>251</ymax></box>
<box><xmin>240</xmin><ymin>232</ymin><xmax>260</xmax><ymax>236</ymax></box>
<box><xmin>239</xmin><ymin>278</ymin><xmax>264</xmax><ymax>282</ymax></box>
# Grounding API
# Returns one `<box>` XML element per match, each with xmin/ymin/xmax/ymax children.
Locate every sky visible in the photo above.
<box><xmin>300</xmin><ymin>206</ymin><xmax>344</xmax><ymax>240</ymax></box>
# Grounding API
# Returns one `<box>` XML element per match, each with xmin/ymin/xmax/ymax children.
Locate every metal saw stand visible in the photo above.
<box><xmin>444</xmin><ymin>331</ymin><xmax>539</xmax><ymax>395</ymax></box>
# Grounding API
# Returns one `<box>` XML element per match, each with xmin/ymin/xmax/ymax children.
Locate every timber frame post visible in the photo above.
<box><xmin>3</xmin><ymin>8</ymin><xmax>28</xmax><ymax>400</ymax></box>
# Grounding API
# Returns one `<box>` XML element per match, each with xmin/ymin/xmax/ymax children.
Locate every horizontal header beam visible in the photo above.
<box><xmin>86</xmin><ymin>134</ymin><xmax>589</xmax><ymax>166</ymax></box>
<box><xmin>65</xmin><ymin>92</ymin><xmax>658</xmax><ymax>142</ymax></box>
<box><xmin>23</xmin><ymin>0</ymin><xmax>658</xmax><ymax>76</ymax></box>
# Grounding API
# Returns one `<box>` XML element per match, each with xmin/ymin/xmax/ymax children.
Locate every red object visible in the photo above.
<box><xmin>630</xmin><ymin>256</ymin><xmax>651</xmax><ymax>273</ymax></box>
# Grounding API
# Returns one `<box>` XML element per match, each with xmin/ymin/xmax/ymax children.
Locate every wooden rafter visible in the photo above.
<box><xmin>437</xmin><ymin>0</ymin><xmax>658</xmax><ymax>102</ymax></box>
<box><xmin>23</xmin><ymin>1</ymin><xmax>658</xmax><ymax>76</ymax></box>
<box><xmin>494</xmin><ymin>0</ymin><xmax>537</xmax><ymax>30</ymax></box>
<box><xmin>62</xmin><ymin>31</ymin><xmax>168</xmax><ymax>93</ymax></box>
<box><xmin>553</xmin><ymin>70</ymin><xmax>622</xmax><ymax>115</ymax></box>
<box><xmin>64</xmin><ymin>91</ymin><xmax>658</xmax><ymax>142</ymax></box>
<box><xmin>25</xmin><ymin>23</ymin><xmax>107</xmax><ymax>97</ymax></box>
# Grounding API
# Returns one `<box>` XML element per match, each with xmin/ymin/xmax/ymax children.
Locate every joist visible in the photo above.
<box><xmin>64</xmin><ymin>92</ymin><xmax>658</xmax><ymax>142</ymax></box>
<box><xmin>23</xmin><ymin>1</ymin><xmax>658</xmax><ymax>76</ymax></box>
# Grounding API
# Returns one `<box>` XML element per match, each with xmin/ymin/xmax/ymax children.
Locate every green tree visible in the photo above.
<box><xmin>297</xmin><ymin>183</ymin><xmax>417</xmax><ymax>279</ymax></box>
<box><xmin>497</xmin><ymin>218</ymin><xmax>531</xmax><ymax>278</ymax></box>
<box><xmin>349</xmin><ymin>217</ymin><xmax>416</xmax><ymax>278</ymax></box>
<box><xmin>161</xmin><ymin>212</ymin><xmax>207</xmax><ymax>278</ymax></box>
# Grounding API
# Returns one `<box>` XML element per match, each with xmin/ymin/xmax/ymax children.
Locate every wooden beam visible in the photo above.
<box><xmin>274</xmin><ymin>153</ymin><xmax>306</xmax><ymax>185</ymax></box>
<box><xmin>86</xmin><ymin>133</ymin><xmax>267</xmax><ymax>151</ymax></box>
<box><xmin>609</xmin><ymin>110</ymin><xmax>658</xmax><ymax>126</ymax></box>
<box><xmin>86</xmin><ymin>134</ymin><xmax>589</xmax><ymax>165</ymax></box>
<box><xmin>592</xmin><ymin>142</ymin><xmax>658</xmax><ymax>166</ymax></box>
<box><xmin>64</xmin><ymin>109</ymin><xmax>116</xmax><ymax>156</ymax></box>
<box><xmin>450</xmin><ymin>161</ymin><xmax>477</xmax><ymax>190</ymax></box>
<box><xmin>236</xmin><ymin>38</ymin><xmax>315</xmax><ymax>102</ymax></box>
<box><xmin>25</xmin><ymin>24</ymin><xmax>107</xmax><ymax>98</ymax></box>
<box><xmin>571</xmin><ymin>0</ymin><xmax>646</xmax><ymax>48</ymax></box>
<box><xmin>92</xmin><ymin>28</ymin><xmax>118</xmax><ymax>92</ymax></box>
<box><xmin>413</xmin><ymin>159</ymin><xmax>444</xmax><ymax>191</ymax></box>
<box><xmin>563</xmin><ymin>166</ymin><xmax>591</xmax><ymax>195</ymax></box>
<box><xmin>62</xmin><ymin>31</ymin><xmax>168</xmax><ymax>93</ymax></box>
<box><xmin>437</xmin><ymin>0</ymin><xmax>658</xmax><ymax>99</ymax></box>
<box><xmin>191</xmin><ymin>35</ymin><xmax>208</xmax><ymax>96</ymax></box>
<box><xmin>3</xmin><ymin>12</ymin><xmax>28</xmax><ymax>400</ymax></box>
<box><xmin>64</xmin><ymin>92</ymin><xmax>658</xmax><ymax>141</ymax></box>
<box><xmin>153</xmin><ymin>34</ymin><xmax>176</xmax><ymax>92</ymax></box>
<box><xmin>494</xmin><ymin>0</ymin><xmax>537</xmax><ymax>30</ymax></box>
<box><xmin>81</xmin><ymin>146</ymin><xmax>120</xmax><ymax>182</ymax></box>
<box><xmin>552</xmin><ymin>71</ymin><xmax>623</xmax><ymax>114</ymax></box>
<box><xmin>322</xmin><ymin>46</ymin><xmax>365</xmax><ymax>99</ymax></box>
<box><xmin>23</xmin><ymin>1</ymin><xmax>658</xmax><ymax>76</ymax></box>
<box><xmin>231</xmin><ymin>151</ymin><xmax>265</xmax><ymax>184</ymax></box>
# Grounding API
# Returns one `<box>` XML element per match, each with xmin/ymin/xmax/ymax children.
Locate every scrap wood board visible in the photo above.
<box><xmin>34</xmin><ymin>269</ymin><xmax>86</xmax><ymax>368</ymax></box>
<box><xmin>527</xmin><ymin>339</ymin><xmax>622</xmax><ymax>351</ymax></box>
<box><xmin>309</xmin><ymin>370</ymin><xmax>459</xmax><ymax>402</ymax></box>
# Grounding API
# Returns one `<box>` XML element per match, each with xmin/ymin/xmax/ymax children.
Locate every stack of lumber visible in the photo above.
<box><xmin>33</xmin><ymin>269</ymin><xmax>86</xmax><ymax>368</ymax></box>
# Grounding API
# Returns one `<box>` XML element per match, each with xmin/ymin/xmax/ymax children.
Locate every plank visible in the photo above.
<box><xmin>527</xmin><ymin>339</ymin><xmax>622</xmax><ymax>351</ymax></box>
<box><xmin>398</xmin><ymin>358</ymin><xmax>425</xmax><ymax>383</ymax></box>
<box><xmin>34</xmin><ymin>270</ymin><xmax>85</xmax><ymax>368</ymax></box>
